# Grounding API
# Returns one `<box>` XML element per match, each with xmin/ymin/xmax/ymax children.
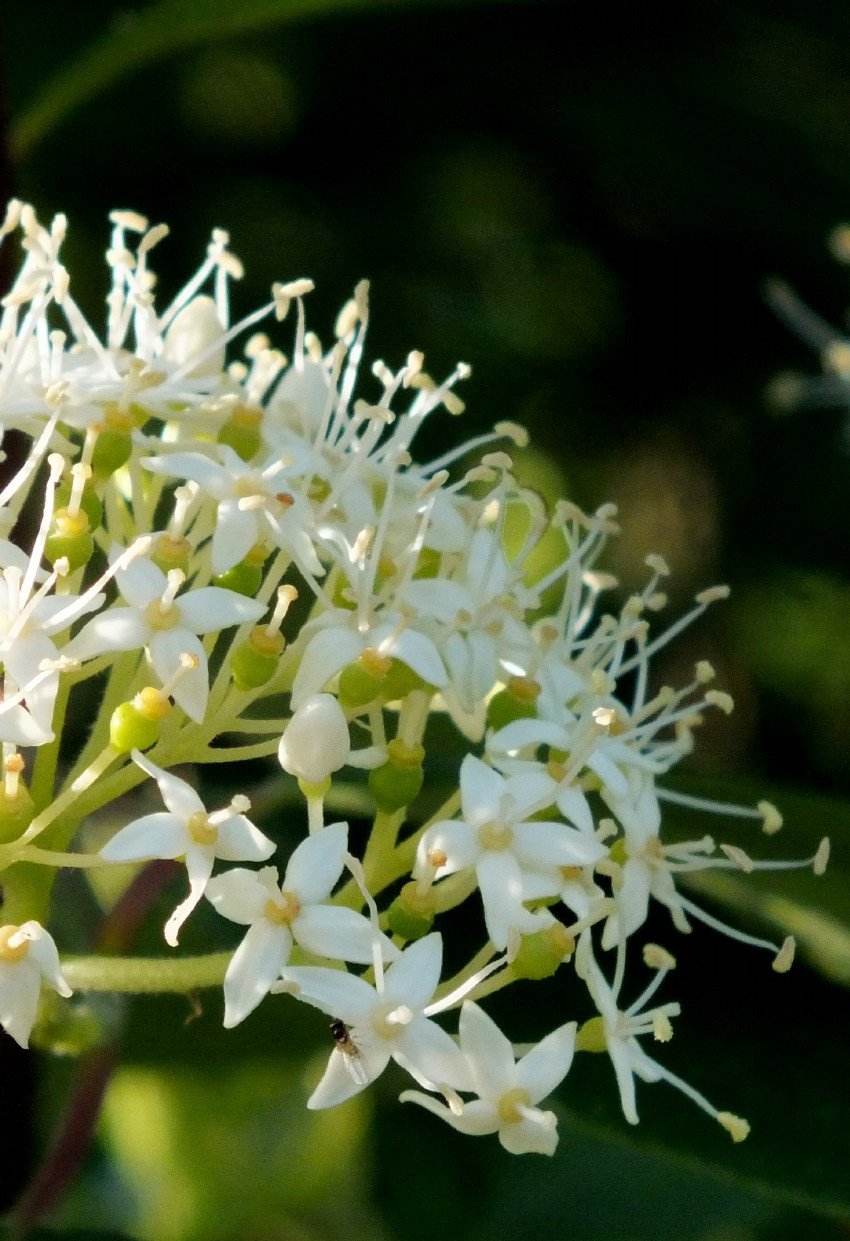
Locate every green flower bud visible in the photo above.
<box><xmin>0</xmin><ymin>782</ymin><xmax>35</xmax><ymax>842</ymax></box>
<box><xmin>44</xmin><ymin>508</ymin><xmax>94</xmax><ymax>571</ymax></box>
<box><xmin>381</xmin><ymin>658</ymin><xmax>432</xmax><ymax>702</ymax></box>
<box><xmin>386</xmin><ymin>881</ymin><xmax>436</xmax><ymax>940</ymax></box>
<box><xmin>511</xmin><ymin>922</ymin><xmax>575</xmax><ymax>981</ymax></box>
<box><xmin>218</xmin><ymin>406</ymin><xmax>263</xmax><ymax>461</ymax></box>
<box><xmin>109</xmin><ymin>687</ymin><xmax>171</xmax><ymax>753</ymax></box>
<box><xmin>152</xmin><ymin>533</ymin><xmax>192</xmax><ymax>573</ymax></box>
<box><xmin>214</xmin><ymin>561</ymin><xmax>263</xmax><ymax>597</ymax></box>
<box><xmin>575</xmin><ymin>1015</ymin><xmax>608</xmax><ymax>1053</ymax></box>
<box><xmin>90</xmin><ymin>428</ymin><xmax>133</xmax><ymax>477</ymax></box>
<box><xmin>231</xmin><ymin>626</ymin><xmax>284</xmax><ymax>690</ymax></box>
<box><xmin>369</xmin><ymin>760</ymin><xmax>424</xmax><ymax>812</ymax></box>
<box><xmin>487</xmin><ymin>675</ymin><xmax>541</xmax><ymax>731</ymax></box>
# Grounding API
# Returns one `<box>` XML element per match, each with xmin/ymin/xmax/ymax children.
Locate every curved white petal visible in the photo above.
<box><xmin>205</xmin><ymin>866</ymin><xmax>277</xmax><ymax>924</ymax></box>
<box><xmin>177</xmin><ymin>587</ymin><xmax>265</xmax><ymax>634</ymax></box>
<box><xmin>148</xmin><ymin>628</ymin><xmax>209</xmax><ymax>723</ymax></box>
<box><xmin>213</xmin><ymin>813</ymin><xmax>275</xmax><ymax>862</ymax></box>
<box><xmin>20</xmin><ymin>922</ymin><xmax>73</xmax><ymax>997</ymax></box>
<box><xmin>223</xmin><ymin>920</ymin><xmax>291</xmax><ymax>1027</ymax></box>
<box><xmin>4</xmin><ymin>632</ymin><xmax>59</xmax><ymax>732</ymax></box>
<box><xmin>516</xmin><ymin>1021</ymin><xmax>576</xmax><ymax>1103</ymax></box>
<box><xmin>377</xmin><ymin>626</ymin><xmax>447</xmax><ymax>689</ymax></box>
<box><xmin>0</xmin><ymin>963</ymin><xmax>40</xmax><ymax>1047</ymax></box>
<box><xmin>133</xmin><ymin>751</ymin><xmax>206</xmax><ymax>820</ymax></box>
<box><xmin>396</xmin><ymin>1016</ymin><xmax>472</xmax><ymax>1092</ymax></box>
<box><xmin>211</xmin><ymin>501</ymin><xmax>260</xmax><ymax>575</ymax></box>
<box><xmin>459</xmin><ymin>755</ymin><xmax>505</xmax><ymax>827</ymax></box>
<box><xmin>142</xmin><ymin>451</ymin><xmax>231</xmax><ymax>495</ymax></box>
<box><xmin>459</xmin><ymin>1001</ymin><xmax>516</xmax><ymax>1100</ymax></box>
<box><xmin>382</xmin><ymin>933</ymin><xmax>442</xmax><ymax>1010</ymax></box>
<box><xmin>307</xmin><ymin>1044</ymin><xmax>390</xmax><ymax>1109</ymax></box>
<box><xmin>290</xmin><ymin>627</ymin><xmax>363</xmax><ymax>709</ymax></box>
<box><xmin>403</xmin><ymin>1092</ymin><xmax>499</xmax><ymax>1136</ymax></box>
<box><xmin>115</xmin><ymin>556</ymin><xmax>166</xmax><ymax>609</ymax></box>
<box><xmin>294</xmin><ymin>905</ymin><xmax>398</xmax><ymax>964</ymax></box>
<box><xmin>164</xmin><ymin>848</ymin><xmax>214</xmax><ymax>946</ymax></box>
<box><xmin>65</xmin><ymin>609</ymin><xmax>149</xmax><ymax>661</ymax></box>
<box><xmin>498</xmin><ymin>1109</ymin><xmax>559</xmax><ymax>1156</ymax></box>
<box><xmin>283</xmin><ymin>821</ymin><xmax>347</xmax><ymax>903</ymax></box>
<box><xmin>100</xmin><ymin>812</ymin><xmax>186</xmax><ymax>862</ymax></box>
<box><xmin>513</xmin><ymin>821</ymin><xmax>606</xmax><ymax>870</ymax></box>
<box><xmin>476</xmin><ymin>851</ymin><xmax>533</xmax><ymax>951</ymax></box>
<box><xmin>284</xmin><ymin>965</ymin><xmax>376</xmax><ymax>1023</ymax></box>
<box><xmin>416</xmin><ymin>820</ymin><xmax>479</xmax><ymax>879</ymax></box>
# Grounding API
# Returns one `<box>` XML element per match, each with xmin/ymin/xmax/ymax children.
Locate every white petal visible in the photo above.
<box><xmin>516</xmin><ymin>1021</ymin><xmax>576</xmax><ymax>1103</ymax></box>
<box><xmin>115</xmin><ymin>556</ymin><xmax>166</xmax><ymax>609</ymax></box>
<box><xmin>212</xmin><ymin>500</ymin><xmax>261</xmax><ymax>575</ymax></box>
<box><xmin>213</xmin><ymin>813</ymin><xmax>275</xmax><ymax>862</ymax></box>
<box><xmin>164</xmin><ymin>849</ymin><xmax>214</xmax><ymax>946</ymax></box>
<box><xmin>396</xmin><ymin>1015</ymin><xmax>472</xmax><ymax>1092</ymax></box>
<box><xmin>205</xmin><ymin>866</ymin><xmax>278</xmax><ymax>924</ymax></box>
<box><xmin>177</xmin><ymin>587</ymin><xmax>265</xmax><ymax>634</ymax></box>
<box><xmin>4</xmin><ymin>632</ymin><xmax>59</xmax><ymax>732</ymax></box>
<box><xmin>283</xmin><ymin>822</ymin><xmax>347</xmax><ymax>903</ymax></box>
<box><xmin>490</xmin><ymin>718</ymin><xmax>566</xmax><ymax>753</ymax></box>
<box><xmin>499</xmin><ymin>1109</ymin><xmax>559</xmax><ymax>1156</ymax></box>
<box><xmin>307</xmin><ymin>1044</ymin><xmax>390</xmax><ymax>1110</ymax></box>
<box><xmin>223</xmin><ymin>921</ymin><xmax>291</xmax><ymax>1027</ymax></box>
<box><xmin>401</xmin><ymin>1092</ymin><xmax>499</xmax><ymax>1136</ymax></box>
<box><xmin>20</xmin><ymin>922</ymin><xmax>73</xmax><ymax>998</ymax></box>
<box><xmin>143</xmin><ymin>451</ymin><xmax>230</xmax><ymax>495</ymax></box>
<box><xmin>377</xmin><ymin>625</ymin><xmax>447</xmax><ymax>689</ymax></box>
<box><xmin>382</xmin><ymin>933</ymin><xmax>442</xmax><ymax>1010</ymax></box>
<box><xmin>459</xmin><ymin>1001</ymin><xmax>516</xmax><ymax>1100</ymax></box>
<box><xmin>0</xmin><ymin>703</ymin><xmax>52</xmax><ymax>747</ymax></box>
<box><xmin>459</xmin><ymin>755</ymin><xmax>505</xmax><ymax>827</ymax></box>
<box><xmin>133</xmin><ymin>751</ymin><xmax>206</xmax><ymax>820</ymax></box>
<box><xmin>65</xmin><ymin>608</ymin><xmax>149</xmax><ymax>661</ymax></box>
<box><xmin>400</xmin><ymin>579</ymin><xmax>470</xmax><ymax>623</ymax></box>
<box><xmin>609</xmin><ymin>1036</ymin><xmax>640</xmax><ymax>1124</ymax></box>
<box><xmin>415</xmin><ymin>820</ymin><xmax>479</xmax><ymax>878</ymax></box>
<box><xmin>555</xmin><ymin>785</ymin><xmax>595</xmax><ymax>835</ymax></box>
<box><xmin>476</xmin><ymin>851</ymin><xmax>536</xmax><ymax>951</ymax></box>
<box><xmin>617</xmin><ymin>860</ymin><xmax>652</xmax><ymax>939</ymax></box>
<box><xmin>0</xmin><ymin>963</ymin><xmax>40</xmax><ymax>1047</ymax></box>
<box><xmin>283</xmin><ymin>965</ymin><xmax>376</xmax><ymax>1023</ymax></box>
<box><xmin>100</xmin><ymin>812</ymin><xmax>186</xmax><ymax>861</ymax></box>
<box><xmin>513</xmin><ymin>822</ymin><xmax>606</xmax><ymax>869</ymax></box>
<box><xmin>294</xmin><ymin>905</ymin><xmax>398</xmax><ymax>964</ymax></box>
<box><xmin>148</xmin><ymin>628</ymin><xmax>209</xmax><ymax>723</ymax></box>
<box><xmin>290</xmin><ymin>627</ymin><xmax>363</xmax><ymax>708</ymax></box>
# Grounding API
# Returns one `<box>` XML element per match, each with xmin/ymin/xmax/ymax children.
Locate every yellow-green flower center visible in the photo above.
<box><xmin>0</xmin><ymin>924</ymin><xmax>29</xmax><ymax>964</ymax></box>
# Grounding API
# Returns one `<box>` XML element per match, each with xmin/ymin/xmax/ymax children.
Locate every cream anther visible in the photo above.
<box><xmin>720</xmin><ymin>844</ymin><xmax>754</xmax><ymax>873</ymax></box>
<box><xmin>758</xmin><ymin>801</ymin><xmax>783</xmax><ymax>835</ymax></box>
<box><xmin>706</xmin><ymin>690</ymin><xmax>734</xmax><ymax>715</ymax></box>
<box><xmin>643</xmin><ymin>944</ymin><xmax>676</xmax><ymax>971</ymax></box>
<box><xmin>772</xmin><ymin>936</ymin><xmax>796</xmax><ymax>973</ymax></box>
<box><xmin>813</xmin><ymin>837</ymin><xmax>830</xmax><ymax>876</ymax></box>
<box><xmin>718</xmin><ymin>1112</ymin><xmax>750</xmax><ymax>1143</ymax></box>
<box><xmin>695</xmin><ymin>585</ymin><xmax>731</xmax><ymax>605</ymax></box>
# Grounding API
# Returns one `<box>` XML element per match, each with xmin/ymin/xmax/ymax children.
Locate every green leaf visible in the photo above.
<box><xmin>664</xmin><ymin>773</ymin><xmax>850</xmax><ymax>988</ymax></box>
<box><xmin>12</xmin><ymin>0</ymin><xmax>516</xmax><ymax>160</ymax></box>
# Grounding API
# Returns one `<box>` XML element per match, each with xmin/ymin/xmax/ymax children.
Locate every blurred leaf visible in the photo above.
<box><xmin>90</xmin><ymin>1062</ymin><xmax>377</xmax><ymax>1241</ymax></box>
<box><xmin>12</xmin><ymin>0</ymin><xmax>517</xmax><ymax>160</ymax></box>
<box><xmin>666</xmin><ymin>773</ymin><xmax>850</xmax><ymax>988</ymax></box>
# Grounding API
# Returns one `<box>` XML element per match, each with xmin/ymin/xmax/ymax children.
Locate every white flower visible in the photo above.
<box><xmin>206</xmin><ymin>822</ymin><xmax>398</xmax><ymax>1027</ymax></box>
<box><xmin>0</xmin><ymin>921</ymin><xmax>72</xmax><ymax>1047</ymax></box>
<box><xmin>278</xmin><ymin>694</ymin><xmax>351</xmax><ymax>785</ymax></box>
<box><xmin>100</xmin><ymin>751</ymin><xmax>275</xmax><ymax>945</ymax></box>
<box><xmin>141</xmin><ymin>444</ymin><xmax>322</xmax><ymax>576</ymax></box>
<box><xmin>415</xmin><ymin>755</ymin><xmax>607</xmax><ymax>950</ymax></box>
<box><xmin>402</xmin><ymin>1001</ymin><xmax>576</xmax><ymax>1155</ymax></box>
<box><xmin>284</xmin><ymin>933</ymin><xmax>471</xmax><ymax>1108</ymax></box>
<box><xmin>576</xmin><ymin>938</ymin><xmax>749</xmax><ymax>1142</ymax></box>
<box><xmin>66</xmin><ymin>553</ymin><xmax>264</xmax><ymax>722</ymax></box>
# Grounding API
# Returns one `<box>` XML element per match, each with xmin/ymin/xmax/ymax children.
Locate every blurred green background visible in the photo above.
<box><xmin>0</xmin><ymin>1</ymin><xmax>849</xmax><ymax>1239</ymax></box>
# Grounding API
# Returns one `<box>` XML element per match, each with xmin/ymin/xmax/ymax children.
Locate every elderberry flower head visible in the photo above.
<box><xmin>0</xmin><ymin>204</ymin><xmax>827</xmax><ymax>1161</ymax></box>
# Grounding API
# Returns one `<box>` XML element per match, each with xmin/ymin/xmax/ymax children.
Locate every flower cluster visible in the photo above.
<box><xmin>0</xmin><ymin>203</ymin><xmax>827</xmax><ymax>1156</ymax></box>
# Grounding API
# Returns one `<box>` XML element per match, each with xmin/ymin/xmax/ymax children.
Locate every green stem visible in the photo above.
<box><xmin>62</xmin><ymin>951</ymin><xmax>232</xmax><ymax>993</ymax></box>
